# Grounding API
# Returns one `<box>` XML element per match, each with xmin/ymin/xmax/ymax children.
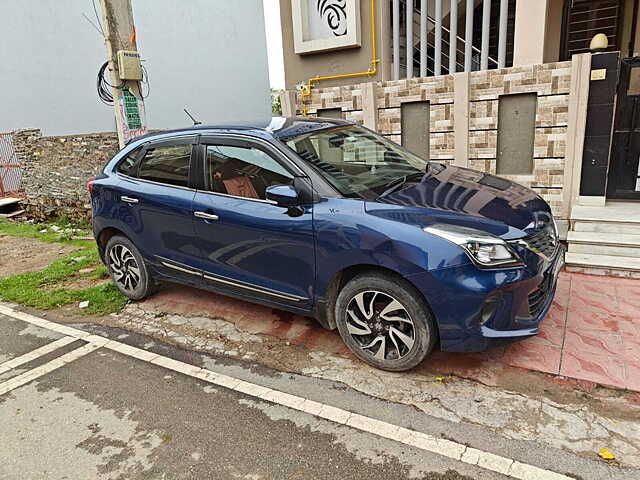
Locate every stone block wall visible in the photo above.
<box><xmin>13</xmin><ymin>129</ymin><xmax>119</xmax><ymax>220</ymax></box>
<box><xmin>295</xmin><ymin>60</ymin><xmax>574</xmax><ymax>219</ymax></box>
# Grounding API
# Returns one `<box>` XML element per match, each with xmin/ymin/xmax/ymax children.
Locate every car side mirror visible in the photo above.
<box><xmin>265</xmin><ymin>184</ymin><xmax>299</xmax><ymax>207</ymax></box>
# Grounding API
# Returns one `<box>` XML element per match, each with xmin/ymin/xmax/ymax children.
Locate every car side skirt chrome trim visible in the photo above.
<box><xmin>156</xmin><ymin>256</ymin><xmax>307</xmax><ymax>303</ymax></box>
<box><xmin>202</xmin><ymin>273</ymin><xmax>308</xmax><ymax>302</ymax></box>
<box><xmin>159</xmin><ymin>261</ymin><xmax>201</xmax><ymax>276</ymax></box>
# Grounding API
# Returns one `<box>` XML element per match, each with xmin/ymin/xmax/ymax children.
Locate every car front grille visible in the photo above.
<box><xmin>528</xmin><ymin>272</ymin><xmax>553</xmax><ymax>317</ymax></box>
<box><xmin>518</xmin><ymin>228</ymin><xmax>558</xmax><ymax>261</ymax></box>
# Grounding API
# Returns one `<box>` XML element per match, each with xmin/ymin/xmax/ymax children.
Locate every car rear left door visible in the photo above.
<box><xmin>190</xmin><ymin>136</ymin><xmax>316</xmax><ymax>310</ymax></box>
<box><xmin>115</xmin><ymin>135</ymin><xmax>201</xmax><ymax>281</ymax></box>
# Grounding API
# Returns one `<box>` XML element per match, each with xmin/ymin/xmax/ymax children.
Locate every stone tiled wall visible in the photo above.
<box><xmin>468</xmin><ymin>63</ymin><xmax>571</xmax><ymax>215</ymax></box>
<box><xmin>296</xmin><ymin>60</ymin><xmax>573</xmax><ymax>217</ymax></box>
<box><xmin>13</xmin><ymin>129</ymin><xmax>119</xmax><ymax>220</ymax></box>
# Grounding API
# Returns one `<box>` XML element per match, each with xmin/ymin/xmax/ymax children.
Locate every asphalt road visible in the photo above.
<box><xmin>0</xmin><ymin>307</ymin><xmax>636</xmax><ymax>480</ymax></box>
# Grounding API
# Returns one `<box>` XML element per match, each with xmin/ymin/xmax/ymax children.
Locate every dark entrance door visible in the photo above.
<box><xmin>608</xmin><ymin>57</ymin><xmax>640</xmax><ymax>199</ymax></box>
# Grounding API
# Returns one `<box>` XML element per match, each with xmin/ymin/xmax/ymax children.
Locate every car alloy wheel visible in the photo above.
<box><xmin>344</xmin><ymin>291</ymin><xmax>416</xmax><ymax>361</ymax></box>
<box><xmin>108</xmin><ymin>244</ymin><xmax>141</xmax><ymax>292</ymax></box>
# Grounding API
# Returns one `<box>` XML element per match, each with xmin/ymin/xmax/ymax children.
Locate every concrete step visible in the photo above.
<box><xmin>567</xmin><ymin>231</ymin><xmax>640</xmax><ymax>246</ymax></box>
<box><xmin>572</xmin><ymin>221</ymin><xmax>640</xmax><ymax>235</ymax></box>
<box><xmin>570</xmin><ymin>203</ymin><xmax>640</xmax><ymax>223</ymax></box>
<box><xmin>568</xmin><ymin>243</ymin><xmax>640</xmax><ymax>258</ymax></box>
<box><xmin>567</xmin><ymin>232</ymin><xmax>640</xmax><ymax>258</ymax></box>
<box><xmin>565</xmin><ymin>252</ymin><xmax>640</xmax><ymax>273</ymax></box>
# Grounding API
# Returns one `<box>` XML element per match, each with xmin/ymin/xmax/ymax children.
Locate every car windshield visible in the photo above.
<box><xmin>282</xmin><ymin>125</ymin><xmax>428</xmax><ymax>198</ymax></box>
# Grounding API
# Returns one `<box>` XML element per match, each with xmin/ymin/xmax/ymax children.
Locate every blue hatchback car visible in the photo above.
<box><xmin>90</xmin><ymin>117</ymin><xmax>563</xmax><ymax>371</ymax></box>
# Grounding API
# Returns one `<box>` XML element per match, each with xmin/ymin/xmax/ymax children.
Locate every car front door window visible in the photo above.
<box><xmin>205</xmin><ymin>145</ymin><xmax>294</xmax><ymax>199</ymax></box>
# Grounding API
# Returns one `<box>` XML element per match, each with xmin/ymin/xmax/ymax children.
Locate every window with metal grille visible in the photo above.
<box><xmin>560</xmin><ymin>0</ymin><xmax>624</xmax><ymax>60</ymax></box>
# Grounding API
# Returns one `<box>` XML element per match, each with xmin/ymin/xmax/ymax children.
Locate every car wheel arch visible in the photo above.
<box><xmin>318</xmin><ymin>264</ymin><xmax>438</xmax><ymax>337</ymax></box>
<box><xmin>96</xmin><ymin>227</ymin><xmax>129</xmax><ymax>262</ymax></box>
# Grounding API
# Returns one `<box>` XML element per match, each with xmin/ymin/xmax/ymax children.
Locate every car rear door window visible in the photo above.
<box><xmin>205</xmin><ymin>145</ymin><xmax>293</xmax><ymax>200</ymax></box>
<box><xmin>138</xmin><ymin>144</ymin><xmax>192</xmax><ymax>187</ymax></box>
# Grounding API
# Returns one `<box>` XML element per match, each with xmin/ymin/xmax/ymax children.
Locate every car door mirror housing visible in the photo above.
<box><xmin>265</xmin><ymin>184</ymin><xmax>299</xmax><ymax>207</ymax></box>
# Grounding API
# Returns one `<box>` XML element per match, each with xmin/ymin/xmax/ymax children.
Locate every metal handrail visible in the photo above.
<box><xmin>405</xmin><ymin>0</ymin><xmax>499</xmax><ymax>67</ymax></box>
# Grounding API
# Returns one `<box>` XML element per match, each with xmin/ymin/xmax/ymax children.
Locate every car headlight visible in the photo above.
<box><xmin>423</xmin><ymin>224</ymin><xmax>523</xmax><ymax>268</ymax></box>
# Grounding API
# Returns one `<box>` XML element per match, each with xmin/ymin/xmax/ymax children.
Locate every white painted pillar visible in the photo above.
<box><xmin>420</xmin><ymin>0</ymin><xmax>427</xmax><ymax>77</ymax></box>
<box><xmin>435</xmin><ymin>0</ymin><xmax>442</xmax><ymax>75</ymax></box>
<box><xmin>464</xmin><ymin>0</ymin><xmax>473</xmax><ymax>72</ymax></box>
<box><xmin>498</xmin><ymin>0</ymin><xmax>508</xmax><ymax>68</ymax></box>
<box><xmin>393</xmin><ymin>0</ymin><xmax>400</xmax><ymax>80</ymax></box>
<box><xmin>480</xmin><ymin>0</ymin><xmax>490</xmax><ymax>71</ymax></box>
<box><xmin>513</xmin><ymin>0</ymin><xmax>549</xmax><ymax>66</ymax></box>
<box><xmin>449</xmin><ymin>0</ymin><xmax>458</xmax><ymax>73</ymax></box>
<box><xmin>406</xmin><ymin>0</ymin><xmax>414</xmax><ymax>78</ymax></box>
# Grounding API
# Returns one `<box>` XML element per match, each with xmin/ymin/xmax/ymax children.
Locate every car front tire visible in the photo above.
<box><xmin>335</xmin><ymin>272</ymin><xmax>436</xmax><ymax>371</ymax></box>
<box><xmin>105</xmin><ymin>235</ymin><xmax>155</xmax><ymax>301</ymax></box>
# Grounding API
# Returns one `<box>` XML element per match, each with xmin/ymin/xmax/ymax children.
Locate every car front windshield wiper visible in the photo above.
<box><xmin>378</xmin><ymin>171</ymin><xmax>426</xmax><ymax>197</ymax></box>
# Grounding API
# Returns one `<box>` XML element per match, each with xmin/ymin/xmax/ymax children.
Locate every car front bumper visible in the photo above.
<box><xmin>407</xmin><ymin>247</ymin><xmax>565</xmax><ymax>353</ymax></box>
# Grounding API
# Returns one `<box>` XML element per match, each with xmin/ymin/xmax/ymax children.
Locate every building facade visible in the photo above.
<box><xmin>279</xmin><ymin>0</ymin><xmax>640</xmax><ymax>275</ymax></box>
<box><xmin>0</xmin><ymin>0</ymin><xmax>271</xmax><ymax>136</ymax></box>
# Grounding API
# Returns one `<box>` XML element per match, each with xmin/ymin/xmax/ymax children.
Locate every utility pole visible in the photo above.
<box><xmin>99</xmin><ymin>0</ymin><xmax>147</xmax><ymax>148</ymax></box>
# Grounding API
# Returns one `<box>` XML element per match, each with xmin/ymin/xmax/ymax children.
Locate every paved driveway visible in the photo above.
<box><xmin>1</xmin><ymin>306</ymin><xmax>634</xmax><ymax>480</ymax></box>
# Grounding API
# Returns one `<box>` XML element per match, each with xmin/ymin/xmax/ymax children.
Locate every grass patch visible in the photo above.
<box><xmin>0</xmin><ymin>218</ymin><xmax>92</xmax><ymax>247</ymax></box>
<box><xmin>0</xmin><ymin>219</ymin><xmax>128</xmax><ymax>315</ymax></box>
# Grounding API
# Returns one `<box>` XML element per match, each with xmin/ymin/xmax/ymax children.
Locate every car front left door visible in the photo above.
<box><xmin>190</xmin><ymin>137</ymin><xmax>315</xmax><ymax>310</ymax></box>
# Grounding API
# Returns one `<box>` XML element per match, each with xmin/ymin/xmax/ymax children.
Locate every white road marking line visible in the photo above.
<box><xmin>0</xmin><ymin>343</ymin><xmax>101</xmax><ymax>396</ymax></box>
<box><xmin>0</xmin><ymin>336</ymin><xmax>77</xmax><ymax>375</ymax></box>
<box><xmin>0</xmin><ymin>305</ymin><xmax>572</xmax><ymax>480</ymax></box>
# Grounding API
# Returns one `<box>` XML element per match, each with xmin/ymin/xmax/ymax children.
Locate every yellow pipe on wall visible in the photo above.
<box><xmin>300</xmin><ymin>0</ymin><xmax>380</xmax><ymax>116</ymax></box>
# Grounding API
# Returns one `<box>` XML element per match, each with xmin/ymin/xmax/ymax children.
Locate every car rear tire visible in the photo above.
<box><xmin>335</xmin><ymin>272</ymin><xmax>436</xmax><ymax>371</ymax></box>
<box><xmin>105</xmin><ymin>235</ymin><xmax>155</xmax><ymax>301</ymax></box>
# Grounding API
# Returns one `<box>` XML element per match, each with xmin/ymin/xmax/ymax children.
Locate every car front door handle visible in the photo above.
<box><xmin>194</xmin><ymin>211</ymin><xmax>219</xmax><ymax>221</ymax></box>
<box><xmin>120</xmin><ymin>196</ymin><xmax>139</xmax><ymax>204</ymax></box>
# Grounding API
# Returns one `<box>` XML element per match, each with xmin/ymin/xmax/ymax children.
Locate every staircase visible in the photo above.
<box><xmin>566</xmin><ymin>202</ymin><xmax>640</xmax><ymax>277</ymax></box>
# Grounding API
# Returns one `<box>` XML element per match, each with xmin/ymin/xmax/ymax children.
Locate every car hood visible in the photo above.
<box><xmin>366</xmin><ymin>164</ymin><xmax>554</xmax><ymax>240</ymax></box>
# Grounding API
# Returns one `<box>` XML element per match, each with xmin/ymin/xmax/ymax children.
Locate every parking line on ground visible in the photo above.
<box><xmin>0</xmin><ymin>304</ymin><xmax>571</xmax><ymax>480</ymax></box>
<box><xmin>0</xmin><ymin>343</ymin><xmax>101</xmax><ymax>396</ymax></box>
<box><xmin>0</xmin><ymin>336</ymin><xmax>77</xmax><ymax>375</ymax></box>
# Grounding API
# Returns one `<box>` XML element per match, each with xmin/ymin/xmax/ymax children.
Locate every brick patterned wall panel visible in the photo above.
<box><xmin>469</xmin><ymin>130</ymin><xmax>497</xmax><ymax>159</ymax></box>
<box><xmin>470</xmin><ymin>100</ymin><xmax>498</xmax><ymax>130</ymax></box>
<box><xmin>430</xmin><ymin>132</ymin><xmax>455</xmax><ymax>160</ymax></box>
<box><xmin>536</xmin><ymin>95</ymin><xmax>569</xmax><ymax>127</ymax></box>
<box><xmin>344</xmin><ymin>110</ymin><xmax>364</xmax><ymax>124</ymax></box>
<box><xmin>303</xmin><ymin>84</ymin><xmax>362</xmax><ymax>113</ymax></box>
<box><xmin>378</xmin><ymin>104</ymin><xmax>452</xmax><ymax>136</ymax></box>
<box><xmin>431</xmin><ymin>104</ymin><xmax>454</xmax><ymax>132</ymax></box>
<box><xmin>468</xmin><ymin>159</ymin><xmax>496</xmax><ymax>173</ymax></box>
<box><xmin>534</xmin><ymin>127</ymin><xmax>566</xmax><ymax>158</ymax></box>
<box><xmin>377</xmin><ymin>76</ymin><xmax>454</xmax><ymax>107</ymax></box>
<box><xmin>378</xmin><ymin>108</ymin><xmax>401</xmax><ymax>134</ymax></box>
<box><xmin>469</xmin><ymin>62</ymin><xmax>571</xmax><ymax>101</ymax></box>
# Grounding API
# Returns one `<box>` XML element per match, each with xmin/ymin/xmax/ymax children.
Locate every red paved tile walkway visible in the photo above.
<box><xmin>143</xmin><ymin>271</ymin><xmax>640</xmax><ymax>392</ymax></box>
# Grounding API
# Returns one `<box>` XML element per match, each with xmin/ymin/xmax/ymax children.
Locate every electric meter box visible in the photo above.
<box><xmin>117</xmin><ymin>50</ymin><xmax>143</xmax><ymax>81</ymax></box>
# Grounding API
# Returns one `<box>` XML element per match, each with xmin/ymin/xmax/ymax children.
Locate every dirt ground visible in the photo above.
<box><xmin>0</xmin><ymin>234</ymin><xmax>77</xmax><ymax>278</ymax></box>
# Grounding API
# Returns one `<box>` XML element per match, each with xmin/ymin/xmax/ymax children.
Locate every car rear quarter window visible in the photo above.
<box><xmin>116</xmin><ymin>149</ymin><xmax>141</xmax><ymax>176</ymax></box>
<box><xmin>138</xmin><ymin>144</ymin><xmax>192</xmax><ymax>188</ymax></box>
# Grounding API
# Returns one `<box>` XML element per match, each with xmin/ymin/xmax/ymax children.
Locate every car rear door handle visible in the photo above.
<box><xmin>120</xmin><ymin>196</ymin><xmax>139</xmax><ymax>204</ymax></box>
<box><xmin>194</xmin><ymin>211</ymin><xmax>219</xmax><ymax>221</ymax></box>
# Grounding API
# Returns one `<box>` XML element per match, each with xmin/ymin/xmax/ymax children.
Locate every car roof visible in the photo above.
<box><xmin>126</xmin><ymin>116</ymin><xmax>354</xmax><ymax>145</ymax></box>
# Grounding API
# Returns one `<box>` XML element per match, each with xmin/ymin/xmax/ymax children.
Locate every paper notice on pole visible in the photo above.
<box><xmin>118</xmin><ymin>89</ymin><xmax>148</xmax><ymax>143</ymax></box>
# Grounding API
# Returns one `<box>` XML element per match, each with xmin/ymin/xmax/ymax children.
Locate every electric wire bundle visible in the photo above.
<box><xmin>96</xmin><ymin>61</ymin><xmax>150</xmax><ymax>105</ymax></box>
